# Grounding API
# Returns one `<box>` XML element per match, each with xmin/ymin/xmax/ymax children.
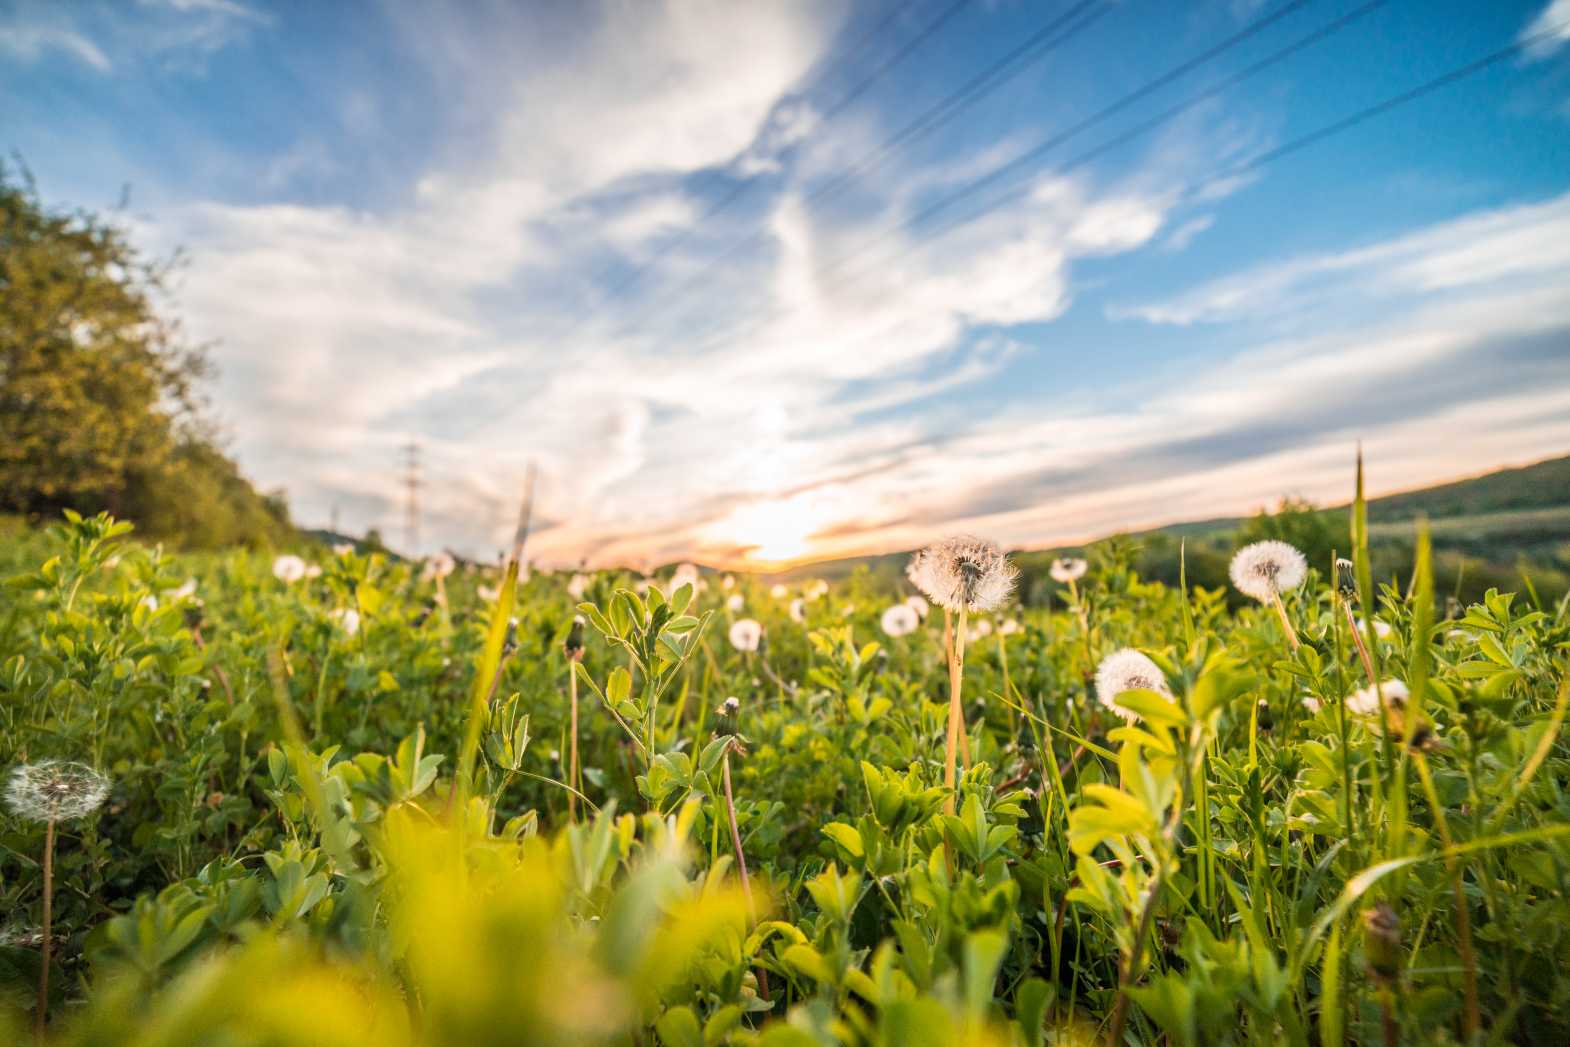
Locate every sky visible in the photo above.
<box><xmin>4</xmin><ymin>0</ymin><xmax>1569</xmax><ymax>569</ymax></box>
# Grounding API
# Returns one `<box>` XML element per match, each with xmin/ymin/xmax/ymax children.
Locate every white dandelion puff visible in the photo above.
<box><xmin>1228</xmin><ymin>541</ymin><xmax>1308</xmax><ymax>602</ymax></box>
<box><xmin>332</xmin><ymin>542</ymin><xmax>354</xmax><ymax>557</ymax></box>
<box><xmin>1301</xmin><ymin>695</ymin><xmax>1322</xmax><ymax>714</ymax></box>
<box><xmin>671</xmin><ymin>563</ymin><xmax>701</xmax><ymax>592</ymax></box>
<box><xmin>788</xmin><ymin>598</ymin><xmax>806</xmax><ymax>623</ymax></box>
<box><xmin>477</xmin><ymin>584</ymin><xmax>498</xmax><ymax>603</ymax></box>
<box><xmin>806</xmin><ymin>579</ymin><xmax>829</xmax><ymax>601</ymax></box>
<box><xmin>272</xmin><ymin>554</ymin><xmax>307</xmax><ymax>583</ymax></box>
<box><xmin>1049</xmin><ymin>557</ymin><xmax>1087</xmax><ymax>584</ymax></box>
<box><xmin>1093</xmin><ymin>649</ymin><xmax>1174</xmax><ymax>723</ymax></box>
<box><xmin>1347</xmin><ymin>679</ymin><xmax>1409</xmax><ymax>718</ymax></box>
<box><xmin>331</xmin><ymin>607</ymin><xmax>361</xmax><ymax>636</ymax></box>
<box><xmin>721</xmin><ymin>574</ymin><xmax>735</xmax><ymax>591</ymax></box>
<box><xmin>567</xmin><ymin>573</ymin><xmax>590</xmax><ymax>600</ymax></box>
<box><xmin>728</xmin><ymin>618</ymin><xmax>762</xmax><ymax>652</ymax></box>
<box><xmin>906</xmin><ymin>535</ymin><xmax>1017</xmax><ymax>613</ymax></box>
<box><xmin>139</xmin><ymin>594</ymin><xmax>158</xmax><ymax>612</ymax></box>
<box><xmin>969</xmin><ymin>618</ymin><xmax>993</xmax><ymax>639</ymax></box>
<box><xmin>1356</xmin><ymin>617</ymin><xmax>1394</xmax><ymax>640</ymax></box>
<box><xmin>905</xmin><ymin>594</ymin><xmax>930</xmax><ymax>620</ymax></box>
<box><xmin>727</xmin><ymin>594</ymin><xmax>745</xmax><ymax>613</ymax></box>
<box><xmin>5</xmin><ymin>761</ymin><xmax>111</xmax><ymax>823</ymax></box>
<box><xmin>880</xmin><ymin>603</ymin><xmax>919</xmax><ymax>638</ymax></box>
<box><xmin>168</xmin><ymin>578</ymin><xmax>198</xmax><ymax>601</ymax></box>
<box><xmin>770</xmin><ymin>583</ymin><xmax>789</xmax><ymax>600</ymax></box>
<box><xmin>422</xmin><ymin>552</ymin><xmax>456</xmax><ymax>581</ymax></box>
<box><xmin>998</xmin><ymin>618</ymin><xmax>1020</xmax><ymax>636</ymax></box>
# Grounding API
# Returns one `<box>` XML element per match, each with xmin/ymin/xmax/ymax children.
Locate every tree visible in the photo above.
<box><xmin>0</xmin><ymin>163</ymin><xmax>290</xmax><ymax>547</ymax></box>
<box><xmin>1235</xmin><ymin>496</ymin><xmax>1347</xmax><ymax>576</ymax></box>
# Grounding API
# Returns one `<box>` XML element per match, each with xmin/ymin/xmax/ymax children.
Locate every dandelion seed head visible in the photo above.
<box><xmin>1356</xmin><ymin>617</ymin><xmax>1393</xmax><ymax>639</ymax></box>
<box><xmin>1346</xmin><ymin>679</ymin><xmax>1408</xmax><ymax>718</ymax></box>
<box><xmin>567</xmin><ymin>573</ymin><xmax>590</xmax><ymax>600</ymax></box>
<box><xmin>332</xmin><ymin>542</ymin><xmax>354</xmax><ymax>557</ymax></box>
<box><xmin>999</xmin><ymin>618</ymin><xmax>1020</xmax><ymax>636</ymax></box>
<box><xmin>1093</xmin><ymin>648</ymin><xmax>1173</xmax><ymax>722</ymax></box>
<box><xmin>770</xmin><ymin>583</ymin><xmax>789</xmax><ymax>600</ymax></box>
<box><xmin>907</xmin><ymin>536</ymin><xmax>1017</xmax><ymax>613</ymax></box>
<box><xmin>728</xmin><ymin>618</ymin><xmax>762</xmax><ymax>652</ymax></box>
<box><xmin>905</xmin><ymin>594</ymin><xmax>930</xmax><ymax>620</ymax></box>
<box><xmin>1228</xmin><ymin>540</ymin><xmax>1308</xmax><ymax>602</ymax></box>
<box><xmin>422</xmin><ymin>552</ymin><xmax>456</xmax><ymax>581</ymax></box>
<box><xmin>5</xmin><ymin>761</ymin><xmax>111</xmax><ymax>823</ymax></box>
<box><xmin>1049</xmin><ymin>557</ymin><xmax>1088</xmax><ymax>584</ymax></box>
<box><xmin>726</xmin><ymin>594</ymin><xmax>745</xmax><ymax>613</ymax></box>
<box><xmin>969</xmin><ymin>618</ymin><xmax>993</xmax><ymax>639</ymax></box>
<box><xmin>671</xmin><ymin>563</ymin><xmax>701</xmax><ymax>592</ymax></box>
<box><xmin>788</xmin><ymin>598</ymin><xmax>806</xmax><ymax>623</ymax></box>
<box><xmin>880</xmin><ymin>603</ymin><xmax>919</xmax><ymax>638</ymax></box>
<box><xmin>272</xmin><ymin>554</ymin><xmax>307</xmax><ymax>583</ymax></box>
<box><xmin>332</xmin><ymin>607</ymin><xmax>360</xmax><ymax>636</ymax></box>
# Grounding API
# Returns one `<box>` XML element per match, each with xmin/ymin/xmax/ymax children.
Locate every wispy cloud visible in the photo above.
<box><xmin>1520</xmin><ymin>0</ymin><xmax>1570</xmax><ymax>59</ymax></box>
<box><xmin>0</xmin><ymin>23</ymin><xmax>111</xmax><ymax>72</ymax></box>
<box><xmin>18</xmin><ymin>0</ymin><xmax>1568</xmax><ymax>566</ymax></box>
<box><xmin>0</xmin><ymin>0</ymin><xmax>270</xmax><ymax>74</ymax></box>
<box><xmin>1114</xmin><ymin>194</ymin><xmax>1570</xmax><ymax>327</ymax></box>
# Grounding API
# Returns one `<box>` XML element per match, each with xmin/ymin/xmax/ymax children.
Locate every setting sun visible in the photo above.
<box><xmin>707</xmin><ymin>493</ymin><xmax>836</xmax><ymax>566</ymax></box>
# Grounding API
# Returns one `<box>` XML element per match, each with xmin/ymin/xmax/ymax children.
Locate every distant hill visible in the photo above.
<box><xmin>768</xmin><ymin>453</ymin><xmax>1570</xmax><ymax>602</ymax></box>
<box><xmin>1138</xmin><ymin>453</ymin><xmax>1570</xmax><ymax>539</ymax></box>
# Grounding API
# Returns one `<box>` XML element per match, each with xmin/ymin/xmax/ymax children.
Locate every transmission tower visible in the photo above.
<box><xmin>402</xmin><ymin>442</ymin><xmax>422</xmax><ymax>555</ymax></box>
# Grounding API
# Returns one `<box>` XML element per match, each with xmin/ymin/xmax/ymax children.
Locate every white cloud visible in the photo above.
<box><xmin>1520</xmin><ymin>0</ymin><xmax>1570</xmax><ymax>59</ymax></box>
<box><xmin>1116</xmin><ymin>193</ymin><xmax>1570</xmax><ymax>326</ymax></box>
<box><xmin>0</xmin><ymin>0</ymin><xmax>269</xmax><ymax>74</ymax></box>
<box><xmin>0</xmin><ymin>24</ymin><xmax>112</xmax><ymax>71</ymax></box>
<box><xmin>105</xmin><ymin>3</ymin><xmax>1570</xmax><ymax>567</ymax></box>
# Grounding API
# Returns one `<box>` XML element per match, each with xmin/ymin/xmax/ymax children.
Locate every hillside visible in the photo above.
<box><xmin>766</xmin><ymin>453</ymin><xmax>1570</xmax><ymax>605</ymax></box>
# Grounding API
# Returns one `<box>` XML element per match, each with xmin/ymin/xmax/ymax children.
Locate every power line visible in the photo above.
<box><xmin>668</xmin><ymin>0</ymin><xmax>1332</xmax><ymax>357</ymax></box>
<box><xmin>701</xmin><ymin>4</ymin><xmax>1553</xmax><ymax>367</ymax></box>
<box><xmin>619</xmin><ymin>0</ymin><xmax>1111</xmax><ymax>331</ymax></box>
<box><xmin>598</xmin><ymin>0</ymin><xmax>968</xmax><ymax>302</ymax></box>
<box><xmin>827</xmin><ymin>0</ymin><xmax>1387</xmax><ymax>286</ymax></box>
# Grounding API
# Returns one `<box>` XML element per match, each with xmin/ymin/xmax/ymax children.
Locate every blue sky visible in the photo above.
<box><xmin>4</xmin><ymin>0</ymin><xmax>1569</xmax><ymax>567</ymax></box>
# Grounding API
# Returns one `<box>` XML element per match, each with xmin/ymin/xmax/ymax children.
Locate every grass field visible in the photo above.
<box><xmin>1</xmin><ymin>502</ymin><xmax>1568</xmax><ymax>1045</ymax></box>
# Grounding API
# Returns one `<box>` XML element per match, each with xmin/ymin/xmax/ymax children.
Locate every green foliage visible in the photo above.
<box><xmin>1</xmin><ymin>511</ymin><xmax>1569</xmax><ymax>1044</ymax></box>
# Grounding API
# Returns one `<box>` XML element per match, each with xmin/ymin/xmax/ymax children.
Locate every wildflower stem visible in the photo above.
<box><xmin>1269</xmin><ymin>589</ymin><xmax>1300</xmax><ymax>651</ymax></box>
<box><xmin>1413</xmin><ymin>753</ymin><xmax>1480</xmax><ymax>1040</ymax></box>
<box><xmin>721</xmin><ymin>748</ymin><xmax>769</xmax><ymax>1002</ymax></box>
<box><xmin>36</xmin><ymin>817</ymin><xmax>54</xmax><ymax>1041</ymax></box>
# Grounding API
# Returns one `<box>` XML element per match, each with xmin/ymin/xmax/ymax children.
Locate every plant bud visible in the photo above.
<box><xmin>1363</xmin><ymin>902</ymin><xmax>1402</xmax><ymax>985</ymax></box>
<box><xmin>1335</xmin><ymin>557</ymin><xmax>1359</xmax><ymax>600</ymax></box>
<box><xmin>563</xmin><ymin>615</ymin><xmax>585</xmax><ymax>660</ymax></box>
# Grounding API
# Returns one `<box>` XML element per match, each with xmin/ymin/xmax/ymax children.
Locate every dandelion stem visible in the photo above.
<box><xmin>1342</xmin><ymin>602</ymin><xmax>1378</xmax><ymax>686</ymax></box>
<box><xmin>36</xmin><ymin>817</ymin><xmax>54</xmax><ymax>1041</ymax></box>
<box><xmin>568</xmin><ymin>661</ymin><xmax>580</xmax><ymax>822</ymax></box>
<box><xmin>944</xmin><ymin>608</ymin><xmax>968</xmax><ymax>815</ymax></box>
<box><xmin>1269</xmin><ymin>588</ymin><xmax>1300</xmax><ymax>651</ymax></box>
<box><xmin>722</xmin><ymin>748</ymin><xmax>769</xmax><ymax>1002</ymax></box>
